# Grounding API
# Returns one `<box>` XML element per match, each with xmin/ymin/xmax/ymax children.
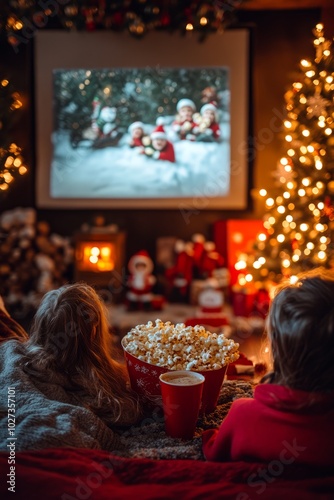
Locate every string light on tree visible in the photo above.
<box><xmin>236</xmin><ymin>24</ymin><xmax>334</xmax><ymax>286</ymax></box>
<box><xmin>0</xmin><ymin>78</ymin><xmax>27</xmax><ymax>192</ymax></box>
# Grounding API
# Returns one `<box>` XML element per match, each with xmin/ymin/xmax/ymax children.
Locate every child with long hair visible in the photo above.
<box><xmin>0</xmin><ymin>283</ymin><xmax>142</xmax><ymax>451</ymax></box>
<box><xmin>202</xmin><ymin>272</ymin><xmax>334</xmax><ymax>466</ymax></box>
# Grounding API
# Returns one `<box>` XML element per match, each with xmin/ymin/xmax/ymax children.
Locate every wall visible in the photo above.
<box><xmin>0</xmin><ymin>8</ymin><xmax>321</xmax><ymax>261</ymax></box>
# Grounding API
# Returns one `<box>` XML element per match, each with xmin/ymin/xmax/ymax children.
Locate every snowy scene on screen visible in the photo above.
<box><xmin>51</xmin><ymin>67</ymin><xmax>230</xmax><ymax>199</ymax></box>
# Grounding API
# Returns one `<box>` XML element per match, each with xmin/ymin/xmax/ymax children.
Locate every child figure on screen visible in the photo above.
<box><xmin>172</xmin><ymin>98</ymin><xmax>197</xmax><ymax>141</ymax></box>
<box><xmin>194</xmin><ymin>103</ymin><xmax>221</xmax><ymax>142</ymax></box>
<box><xmin>128</xmin><ymin>121</ymin><xmax>150</xmax><ymax>149</ymax></box>
<box><xmin>144</xmin><ymin>125</ymin><xmax>175</xmax><ymax>163</ymax></box>
<box><xmin>203</xmin><ymin>271</ymin><xmax>334</xmax><ymax>467</ymax></box>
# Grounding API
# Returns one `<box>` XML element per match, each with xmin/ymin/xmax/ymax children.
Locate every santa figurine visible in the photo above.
<box><xmin>144</xmin><ymin>125</ymin><xmax>176</xmax><ymax>163</ymax></box>
<box><xmin>126</xmin><ymin>250</ymin><xmax>156</xmax><ymax>311</ymax></box>
<box><xmin>194</xmin><ymin>103</ymin><xmax>221</xmax><ymax>142</ymax></box>
<box><xmin>172</xmin><ymin>98</ymin><xmax>197</xmax><ymax>141</ymax></box>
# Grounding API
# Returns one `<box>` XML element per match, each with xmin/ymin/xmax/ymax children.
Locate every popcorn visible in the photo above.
<box><xmin>122</xmin><ymin>319</ymin><xmax>239</xmax><ymax>371</ymax></box>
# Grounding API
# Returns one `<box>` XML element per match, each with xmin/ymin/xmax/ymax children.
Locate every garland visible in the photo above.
<box><xmin>1</xmin><ymin>1</ymin><xmax>244</xmax><ymax>50</ymax></box>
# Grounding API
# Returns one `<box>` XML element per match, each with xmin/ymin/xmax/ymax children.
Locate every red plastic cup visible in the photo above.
<box><xmin>159</xmin><ymin>371</ymin><xmax>205</xmax><ymax>440</ymax></box>
<box><xmin>200</xmin><ymin>365</ymin><xmax>228</xmax><ymax>414</ymax></box>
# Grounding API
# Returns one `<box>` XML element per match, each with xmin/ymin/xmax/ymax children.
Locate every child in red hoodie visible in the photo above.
<box><xmin>202</xmin><ymin>272</ymin><xmax>334</xmax><ymax>467</ymax></box>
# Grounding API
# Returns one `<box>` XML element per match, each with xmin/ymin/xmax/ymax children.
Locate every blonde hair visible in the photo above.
<box><xmin>25</xmin><ymin>283</ymin><xmax>141</xmax><ymax>426</ymax></box>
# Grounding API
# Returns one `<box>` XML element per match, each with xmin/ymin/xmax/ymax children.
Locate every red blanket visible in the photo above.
<box><xmin>0</xmin><ymin>448</ymin><xmax>333</xmax><ymax>500</ymax></box>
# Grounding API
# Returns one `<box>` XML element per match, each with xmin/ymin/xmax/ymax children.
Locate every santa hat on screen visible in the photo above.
<box><xmin>200</xmin><ymin>103</ymin><xmax>218</xmax><ymax>118</ymax></box>
<box><xmin>176</xmin><ymin>98</ymin><xmax>196</xmax><ymax>112</ymax></box>
<box><xmin>128</xmin><ymin>250</ymin><xmax>154</xmax><ymax>274</ymax></box>
<box><xmin>128</xmin><ymin>121</ymin><xmax>145</xmax><ymax>134</ymax></box>
<box><xmin>151</xmin><ymin>124</ymin><xmax>167</xmax><ymax>140</ymax></box>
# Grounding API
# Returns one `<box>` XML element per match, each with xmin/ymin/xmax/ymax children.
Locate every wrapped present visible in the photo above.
<box><xmin>224</xmin><ymin>219</ymin><xmax>265</xmax><ymax>285</ymax></box>
<box><xmin>231</xmin><ymin>285</ymin><xmax>257</xmax><ymax>317</ymax></box>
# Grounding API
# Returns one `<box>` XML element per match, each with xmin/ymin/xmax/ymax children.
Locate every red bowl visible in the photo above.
<box><xmin>122</xmin><ymin>342</ymin><xmax>228</xmax><ymax>414</ymax></box>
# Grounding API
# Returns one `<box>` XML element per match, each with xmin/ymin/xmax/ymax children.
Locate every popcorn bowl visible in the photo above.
<box><xmin>122</xmin><ymin>342</ymin><xmax>228</xmax><ymax>414</ymax></box>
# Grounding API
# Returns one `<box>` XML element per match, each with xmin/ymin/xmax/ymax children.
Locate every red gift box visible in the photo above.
<box><xmin>214</xmin><ymin>219</ymin><xmax>265</xmax><ymax>286</ymax></box>
<box><xmin>231</xmin><ymin>288</ymin><xmax>256</xmax><ymax>317</ymax></box>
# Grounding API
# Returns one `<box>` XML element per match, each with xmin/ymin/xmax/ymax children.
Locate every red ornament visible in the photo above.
<box><xmin>192</xmin><ymin>234</ymin><xmax>205</xmax><ymax>268</ymax></box>
<box><xmin>291</xmin><ymin>238</ymin><xmax>299</xmax><ymax>251</ymax></box>
<box><xmin>86</xmin><ymin>20</ymin><xmax>96</xmax><ymax>31</ymax></box>
<box><xmin>83</xmin><ymin>8</ymin><xmax>96</xmax><ymax>31</ymax></box>
<box><xmin>160</xmin><ymin>13</ymin><xmax>170</xmax><ymax>27</ymax></box>
<box><xmin>112</xmin><ymin>12</ymin><xmax>124</xmax><ymax>27</ymax></box>
<box><xmin>323</xmin><ymin>197</ymin><xmax>334</xmax><ymax>220</ymax></box>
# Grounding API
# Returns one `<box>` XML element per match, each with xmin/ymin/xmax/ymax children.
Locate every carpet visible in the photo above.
<box><xmin>116</xmin><ymin>380</ymin><xmax>253</xmax><ymax>460</ymax></box>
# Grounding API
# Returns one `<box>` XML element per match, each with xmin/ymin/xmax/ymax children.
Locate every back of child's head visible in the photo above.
<box><xmin>267</xmin><ymin>270</ymin><xmax>334</xmax><ymax>392</ymax></box>
<box><xmin>28</xmin><ymin>282</ymin><xmax>109</xmax><ymax>370</ymax></box>
<box><xmin>26</xmin><ymin>282</ymin><xmax>141</xmax><ymax>424</ymax></box>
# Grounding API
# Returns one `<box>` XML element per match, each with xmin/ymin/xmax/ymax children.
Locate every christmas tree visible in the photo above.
<box><xmin>236</xmin><ymin>24</ymin><xmax>334</xmax><ymax>287</ymax></box>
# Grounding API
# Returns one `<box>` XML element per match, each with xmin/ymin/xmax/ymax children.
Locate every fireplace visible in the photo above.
<box><xmin>74</xmin><ymin>232</ymin><xmax>126</xmax><ymax>289</ymax></box>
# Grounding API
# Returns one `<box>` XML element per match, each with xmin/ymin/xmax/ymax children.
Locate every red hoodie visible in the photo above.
<box><xmin>202</xmin><ymin>383</ymin><xmax>334</xmax><ymax>466</ymax></box>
